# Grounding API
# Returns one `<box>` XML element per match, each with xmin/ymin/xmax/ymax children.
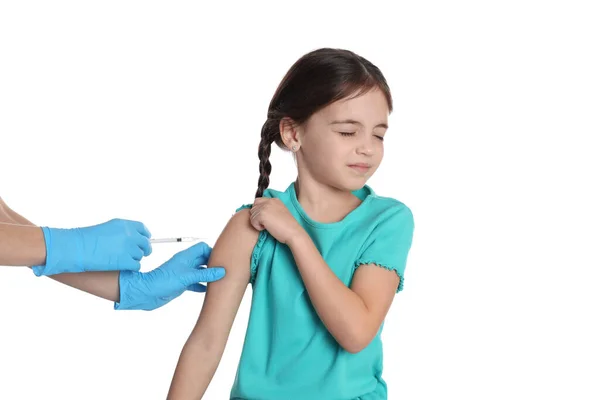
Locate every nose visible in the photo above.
<box><xmin>356</xmin><ymin>137</ymin><xmax>374</xmax><ymax>156</ymax></box>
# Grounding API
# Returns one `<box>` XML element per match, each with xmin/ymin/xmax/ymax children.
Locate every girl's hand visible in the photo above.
<box><xmin>250</xmin><ymin>198</ymin><xmax>304</xmax><ymax>245</ymax></box>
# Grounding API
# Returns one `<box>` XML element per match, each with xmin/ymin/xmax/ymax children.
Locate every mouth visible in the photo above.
<box><xmin>348</xmin><ymin>163</ymin><xmax>371</xmax><ymax>173</ymax></box>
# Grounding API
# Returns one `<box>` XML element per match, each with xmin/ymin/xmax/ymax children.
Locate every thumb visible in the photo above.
<box><xmin>179</xmin><ymin>242</ymin><xmax>212</xmax><ymax>263</ymax></box>
<box><xmin>185</xmin><ymin>267</ymin><xmax>226</xmax><ymax>286</ymax></box>
<box><xmin>186</xmin><ymin>283</ymin><xmax>207</xmax><ymax>293</ymax></box>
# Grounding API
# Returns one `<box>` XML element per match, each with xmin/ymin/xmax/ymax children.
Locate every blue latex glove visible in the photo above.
<box><xmin>115</xmin><ymin>241</ymin><xmax>225</xmax><ymax>311</ymax></box>
<box><xmin>32</xmin><ymin>218</ymin><xmax>152</xmax><ymax>276</ymax></box>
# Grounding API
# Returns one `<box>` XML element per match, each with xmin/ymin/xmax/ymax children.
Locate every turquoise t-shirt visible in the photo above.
<box><xmin>230</xmin><ymin>182</ymin><xmax>415</xmax><ymax>400</ymax></box>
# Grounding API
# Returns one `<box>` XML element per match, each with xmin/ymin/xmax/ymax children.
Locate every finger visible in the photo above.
<box><xmin>185</xmin><ymin>267</ymin><xmax>226</xmax><ymax>286</ymax></box>
<box><xmin>191</xmin><ymin>256</ymin><xmax>210</xmax><ymax>269</ymax></box>
<box><xmin>120</xmin><ymin>256</ymin><xmax>141</xmax><ymax>272</ymax></box>
<box><xmin>250</xmin><ymin>219</ymin><xmax>263</xmax><ymax>232</ymax></box>
<box><xmin>253</xmin><ymin>197</ymin><xmax>268</xmax><ymax>206</ymax></box>
<box><xmin>252</xmin><ymin>199</ymin><xmax>268</xmax><ymax>209</ymax></box>
<box><xmin>131</xmin><ymin>245</ymin><xmax>145</xmax><ymax>261</ymax></box>
<box><xmin>250</xmin><ymin>217</ymin><xmax>263</xmax><ymax>231</ymax></box>
<box><xmin>136</xmin><ymin>235</ymin><xmax>152</xmax><ymax>257</ymax></box>
<box><xmin>249</xmin><ymin>206</ymin><xmax>262</xmax><ymax>221</ymax></box>
<box><xmin>249</xmin><ymin>209</ymin><xmax>264</xmax><ymax>231</ymax></box>
<box><xmin>179</xmin><ymin>241</ymin><xmax>212</xmax><ymax>262</ymax></box>
<box><xmin>131</xmin><ymin>221</ymin><xmax>152</xmax><ymax>238</ymax></box>
<box><xmin>186</xmin><ymin>283</ymin><xmax>207</xmax><ymax>293</ymax></box>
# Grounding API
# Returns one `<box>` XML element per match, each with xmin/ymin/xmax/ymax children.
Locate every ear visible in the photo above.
<box><xmin>279</xmin><ymin>117</ymin><xmax>302</xmax><ymax>152</ymax></box>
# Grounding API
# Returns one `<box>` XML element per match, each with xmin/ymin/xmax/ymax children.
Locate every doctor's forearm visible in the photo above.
<box><xmin>48</xmin><ymin>271</ymin><xmax>120</xmax><ymax>302</ymax></box>
<box><xmin>0</xmin><ymin>223</ymin><xmax>46</xmax><ymax>266</ymax></box>
<box><xmin>0</xmin><ymin>198</ymin><xmax>47</xmax><ymax>266</ymax></box>
<box><xmin>0</xmin><ymin>201</ymin><xmax>121</xmax><ymax>302</ymax></box>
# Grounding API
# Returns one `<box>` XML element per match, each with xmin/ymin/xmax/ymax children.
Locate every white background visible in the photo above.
<box><xmin>1</xmin><ymin>1</ymin><xmax>599</xmax><ymax>399</ymax></box>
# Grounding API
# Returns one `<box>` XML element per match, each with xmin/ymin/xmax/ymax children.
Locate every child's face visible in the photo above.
<box><xmin>298</xmin><ymin>88</ymin><xmax>389</xmax><ymax>191</ymax></box>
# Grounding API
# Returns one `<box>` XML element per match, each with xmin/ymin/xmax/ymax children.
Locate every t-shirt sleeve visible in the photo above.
<box><xmin>354</xmin><ymin>205</ymin><xmax>415</xmax><ymax>293</ymax></box>
<box><xmin>235</xmin><ymin>203</ymin><xmax>267</xmax><ymax>285</ymax></box>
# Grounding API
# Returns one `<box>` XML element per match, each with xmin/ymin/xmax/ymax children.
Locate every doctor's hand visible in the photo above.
<box><xmin>32</xmin><ymin>218</ymin><xmax>152</xmax><ymax>276</ymax></box>
<box><xmin>115</xmin><ymin>241</ymin><xmax>225</xmax><ymax>311</ymax></box>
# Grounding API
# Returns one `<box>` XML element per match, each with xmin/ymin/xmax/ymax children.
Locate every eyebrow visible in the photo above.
<box><xmin>329</xmin><ymin>119</ymin><xmax>388</xmax><ymax>129</ymax></box>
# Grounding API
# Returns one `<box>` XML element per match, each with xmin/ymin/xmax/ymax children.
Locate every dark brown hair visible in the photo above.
<box><xmin>255</xmin><ymin>48</ymin><xmax>393</xmax><ymax>198</ymax></box>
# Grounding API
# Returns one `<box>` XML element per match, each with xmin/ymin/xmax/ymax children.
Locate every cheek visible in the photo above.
<box><xmin>304</xmin><ymin>139</ymin><xmax>348</xmax><ymax>172</ymax></box>
<box><xmin>371</xmin><ymin>143</ymin><xmax>385</xmax><ymax>169</ymax></box>
<box><xmin>302</xmin><ymin>140</ymin><xmax>329</xmax><ymax>168</ymax></box>
<box><xmin>305</xmin><ymin>133</ymin><xmax>335</xmax><ymax>157</ymax></box>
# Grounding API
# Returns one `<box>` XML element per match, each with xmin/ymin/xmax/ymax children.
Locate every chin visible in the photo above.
<box><xmin>335</xmin><ymin>177</ymin><xmax>369</xmax><ymax>192</ymax></box>
<box><xmin>319</xmin><ymin>171</ymin><xmax>369</xmax><ymax>192</ymax></box>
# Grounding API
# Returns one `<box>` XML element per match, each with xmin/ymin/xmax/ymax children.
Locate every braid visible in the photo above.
<box><xmin>256</xmin><ymin>121</ymin><xmax>274</xmax><ymax>198</ymax></box>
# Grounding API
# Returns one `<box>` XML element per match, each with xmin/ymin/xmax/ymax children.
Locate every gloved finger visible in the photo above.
<box><xmin>184</xmin><ymin>267</ymin><xmax>226</xmax><ymax>286</ymax></box>
<box><xmin>179</xmin><ymin>242</ymin><xmax>212</xmax><ymax>263</ymax></box>
<box><xmin>191</xmin><ymin>253</ymin><xmax>216</xmax><ymax>269</ymax></box>
<box><xmin>186</xmin><ymin>283</ymin><xmax>207</xmax><ymax>293</ymax></box>
<box><xmin>136</xmin><ymin>235</ymin><xmax>152</xmax><ymax>257</ymax></box>
<box><xmin>131</xmin><ymin>221</ymin><xmax>152</xmax><ymax>239</ymax></box>
<box><xmin>117</xmin><ymin>256</ymin><xmax>141</xmax><ymax>272</ymax></box>
<box><xmin>130</xmin><ymin>245</ymin><xmax>145</xmax><ymax>261</ymax></box>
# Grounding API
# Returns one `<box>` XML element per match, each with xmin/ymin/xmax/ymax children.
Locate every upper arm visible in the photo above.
<box><xmin>188</xmin><ymin>208</ymin><xmax>259</xmax><ymax>351</ymax></box>
<box><xmin>350</xmin><ymin>264</ymin><xmax>399</xmax><ymax>340</ymax></box>
<box><xmin>350</xmin><ymin>204</ymin><xmax>415</xmax><ymax>342</ymax></box>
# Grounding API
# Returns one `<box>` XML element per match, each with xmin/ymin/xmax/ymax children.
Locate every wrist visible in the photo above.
<box><xmin>32</xmin><ymin>226</ymin><xmax>47</xmax><ymax>267</ymax></box>
<box><xmin>286</xmin><ymin>227</ymin><xmax>309</xmax><ymax>249</ymax></box>
<box><xmin>114</xmin><ymin>270</ymin><xmax>146</xmax><ymax>310</ymax></box>
<box><xmin>31</xmin><ymin>226</ymin><xmax>58</xmax><ymax>276</ymax></box>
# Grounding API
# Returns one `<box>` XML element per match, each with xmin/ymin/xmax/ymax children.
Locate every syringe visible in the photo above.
<box><xmin>150</xmin><ymin>237</ymin><xmax>206</xmax><ymax>243</ymax></box>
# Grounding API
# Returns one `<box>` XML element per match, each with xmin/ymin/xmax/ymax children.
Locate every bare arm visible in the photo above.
<box><xmin>0</xmin><ymin>197</ymin><xmax>119</xmax><ymax>301</ymax></box>
<box><xmin>288</xmin><ymin>232</ymin><xmax>399</xmax><ymax>354</ymax></box>
<box><xmin>0</xmin><ymin>222</ymin><xmax>47</xmax><ymax>266</ymax></box>
<box><xmin>0</xmin><ymin>197</ymin><xmax>47</xmax><ymax>265</ymax></box>
<box><xmin>167</xmin><ymin>208</ymin><xmax>257</xmax><ymax>399</ymax></box>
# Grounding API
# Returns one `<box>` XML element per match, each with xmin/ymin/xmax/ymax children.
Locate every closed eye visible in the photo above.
<box><xmin>375</xmin><ymin>135</ymin><xmax>384</xmax><ymax>141</ymax></box>
<box><xmin>339</xmin><ymin>132</ymin><xmax>355</xmax><ymax>136</ymax></box>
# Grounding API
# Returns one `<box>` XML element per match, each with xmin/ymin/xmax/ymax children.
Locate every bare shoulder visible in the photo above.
<box><xmin>206</xmin><ymin>208</ymin><xmax>259</xmax><ymax>283</ymax></box>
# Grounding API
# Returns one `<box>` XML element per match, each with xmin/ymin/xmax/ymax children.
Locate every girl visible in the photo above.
<box><xmin>167</xmin><ymin>48</ymin><xmax>415</xmax><ymax>400</ymax></box>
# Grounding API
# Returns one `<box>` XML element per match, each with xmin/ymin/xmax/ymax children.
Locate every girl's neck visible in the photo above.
<box><xmin>294</xmin><ymin>178</ymin><xmax>362</xmax><ymax>224</ymax></box>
